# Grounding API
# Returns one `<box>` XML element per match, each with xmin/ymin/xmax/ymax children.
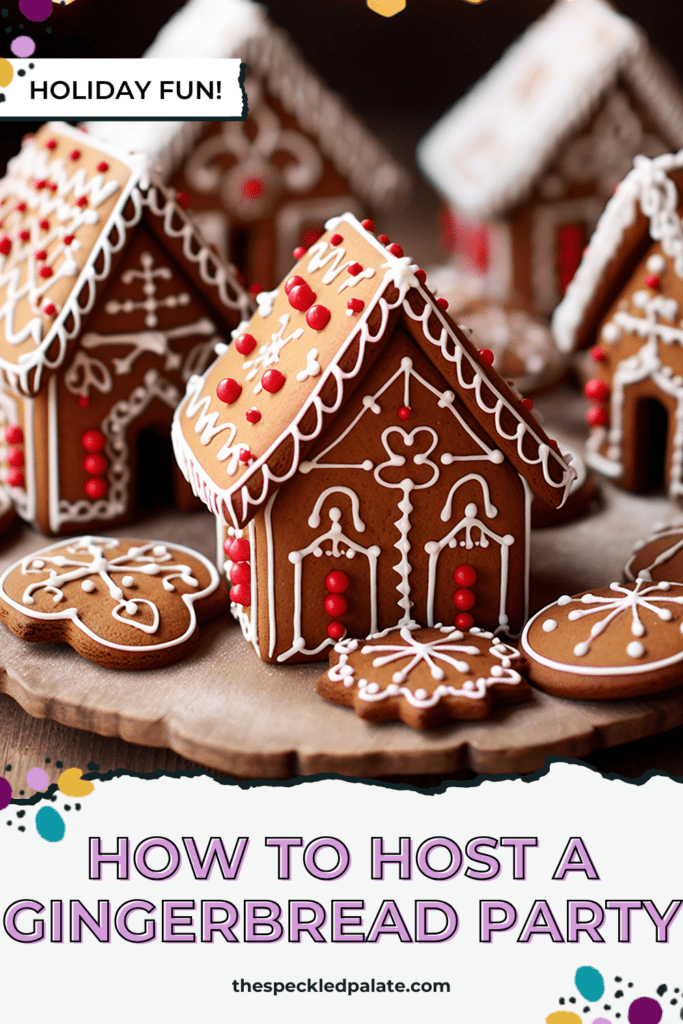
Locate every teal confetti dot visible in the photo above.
<box><xmin>36</xmin><ymin>806</ymin><xmax>65</xmax><ymax>842</ymax></box>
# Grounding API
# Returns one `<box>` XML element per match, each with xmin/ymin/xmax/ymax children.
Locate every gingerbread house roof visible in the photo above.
<box><xmin>85</xmin><ymin>0</ymin><xmax>408</xmax><ymax>211</ymax></box>
<box><xmin>417</xmin><ymin>0</ymin><xmax>683</xmax><ymax>221</ymax></box>
<box><xmin>0</xmin><ymin>121</ymin><xmax>253</xmax><ymax>397</ymax></box>
<box><xmin>552</xmin><ymin>149</ymin><xmax>683</xmax><ymax>352</ymax></box>
<box><xmin>172</xmin><ymin>212</ymin><xmax>575</xmax><ymax>530</ymax></box>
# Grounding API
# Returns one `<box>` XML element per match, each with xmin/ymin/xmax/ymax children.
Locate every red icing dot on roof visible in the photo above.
<box><xmin>478</xmin><ymin>348</ymin><xmax>495</xmax><ymax>367</ymax></box>
<box><xmin>216</xmin><ymin>378</ymin><xmax>242</xmax><ymax>404</ymax></box>
<box><xmin>63</xmin><ymin>234</ymin><xmax>74</xmax><ymax>245</ymax></box>
<box><xmin>436</xmin><ymin>297</ymin><xmax>449</xmax><ymax>311</ymax></box>
<box><xmin>85</xmin><ymin>477</ymin><xmax>108</xmax><ymax>500</ymax></box>
<box><xmin>306</xmin><ymin>304</ymin><xmax>331</xmax><ymax>331</ymax></box>
<box><xmin>175</xmin><ymin>192</ymin><xmax>189</xmax><ymax>209</ymax></box>
<box><xmin>361</xmin><ymin>219</ymin><xmax>375</xmax><ymax>233</ymax></box>
<box><xmin>69</xmin><ymin>149</ymin><xmax>81</xmax><ymax>161</ymax></box>
<box><xmin>0</xmin><ymin>237</ymin><xmax>11</xmax><ymax>256</ymax></box>
<box><xmin>386</xmin><ymin>243</ymin><xmax>404</xmax><ymax>258</ymax></box>
<box><xmin>47</xmin><ymin>183</ymin><xmax>58</xmax><ymax>192</ymax></box>
<box><xmin>590</xmin><ymin>346</ymin><xmax>606</xmax><ymax>363</ymax></box>
<box><xmin>39</xmin><ymin>265</ymin><xmax>53</xmax><ymax>279</ymax></box>
<box><xmin>248</xmin><ymin>282</ymin><xmax>263</xmax><ymax>297</ymax></box>
<box><xmin>34</xmin><ymin>249</ymin><xmax>47</xmax><ymax>261</ymax></box>
<box><xmin>330</xmin><ymin>233</ymin><xmax>343</xmax><ymax>246</ymax></box>
<box><xmin>39</xmin><ymin>219</ymin><xmax>49</xmax><ymax>231</ymax></box>
<box><xmin>246</xmin><ymin>407</ymin><xmax>261</xmax><ymax>424</ymax></box>
<box><xmin>238</xmin><ymin>448</ymin><xmax>253</xmax><ymax>463</ymax></box>
<box><xmin>43</xmin><ymin>302</ymin><xmax>56</xmax><ymax>316</ymax></box>
<box><xmin>235</xmin><ymin>333</ymin><xmax>257</xmax><ymax>356</ymax></box>
<box><xmin>78</xmin><ymin>396</ymin><xmax>90</xmax><ymax>408</ymax></box>
<box><xmin>5</xmin><ymin>425</ymin><xmax>23</xmax><ymax>445</ymax></box>
<box><xmin>241</xmin><ymin>177</ymin><xmax>265</xmax><ymax>200</ymax></box>
<box><xmin>347</xmin><ymin>297</ymin><xmax>364</xmax><ymax>313</ymax></box>
<box><xmin>289</xmin><ymin>282</ymin><xmax>316</xmax><ymax>312</ymax></box>
<box><xmin>75</xmin><ymin>196</ymin><xmax>88</xmax><ymax>208</ymax></box>
<box><xmin>15</xmin><ymin>202</ymin><xmax>26</xmax><ymax>212</ymax></box>
<box><xmin>96</xmin><ymin>161</ymin><xmax>109</xmax><ymax>173</ymax></box>
<box><xmin>645</xmin><ymin>273</ymin><xmax>660</xmax><ymax>290</ymax></box>
<box><xmin>19</xmin><ymin>230</ymin><xmax>30</xmax><ymax>242</ymax></box>
<box><xmin>378</xmin><ymin>234</ymin><xmax>389</xmax><ymax>245</ymax></box>
<box><xmin>327</xmin><ymin>621</ymin><xmax>345</xmax><ymax>640</ymax></box>
<box><xmin>6</xmin><ymin>468</ymin><xmax>24</xmax><ymax>489</ymax></box>
<box><xmin>415</xmin><ymin>269</ymin><xmax>427</xmax><ymax>284</ymax></box>
<box><xmin>584</xmin><ymin>378</ymin><xmax>610</xmax><ymax>402</ymax></box>
<box><xmin>285</xmin><ymin>275</ymin><xmax>306</xmax><ymax>296</ymax></box>
<box><xmin>347</xmin><ymin>262</ymin><xmax>362</xmax><ymax>276</ymax></box>
<box><xmin>586</xmin><ymin>406</ymin><xmax>609</xmax><ymax>428</ymax></box>
<box><xmin>293</xmin><ymin>246</ymin><xmax>307</xmax><ymax>260</ymax></box>
<box><xmin>45</xmin><ymin>139</ymin><xmax>57</xmax><ymax>150</ymax></box>
<box><xmin>397</xmin><ymin>406</ymin><xmax>411</xmax><ymax>421</ymax></box>
<box><xmin>301</xmin><ymin>227</ymin><xmax>323</xmax><ymax>249</ymax></box>
<box><xmin>34</xmin><ymin>179</ymin><xmax>47</xmax><ymax>190</ymax></box>
<box><xmin>521</xmin><ymin>398</ymin><xmax>534</xmax><ymax>411</ymax></box>
<box><xmin>261</xmin><ymin>369</ymin><xmax>286</xmax><ymax>393</ymax></box>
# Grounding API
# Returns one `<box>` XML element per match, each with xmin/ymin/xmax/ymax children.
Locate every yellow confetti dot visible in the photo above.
<box><xmin>366</xmin><ymin>0</ymin><xmax>406</xmax><ymax>15</ymax></box>
<box><xmin>0</xmin><ymin>59</ymin><xmax>14</xmax><ymax>88</ymax></box>
<box><xmin>546</xmin><ymin>1013</ymin><xmax>583</xmax><ymax>1024</ymax></box>
<box><xmin>58</xmin><ymin>767</ymin><xmax>95</xmax><ymax>797</ymax></box>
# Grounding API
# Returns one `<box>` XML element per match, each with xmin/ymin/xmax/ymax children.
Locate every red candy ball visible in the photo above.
<box><xmin>478</xmin><ymin>349</ymin><xmax>495</xmax><ymax>367</ymax></box>
<box><xmin>453</xmin><ymin>565</ymin><xmax>477</xmax><ymax>587</ymax></box>
<box><xmin>230</xmin><ymin>561</ymin><xmax>251</xmax><ymax>585</ymax></box>
<box><xmin>361</xmin><ymin>219</ymin><xmax>375</xmax><ymax>232</ymax></box>
<box><xmin>455</xmin><ymin>613</ymin><xmax>474</xmax><ymax>631</ymax></box>
<box><xmin>292</xmin><ymin>246</ymin><xmax>307</xmax><ymax>260</ymax></box>
<box><xmin>347</xmin><ymin>262</ymin><xmax>362</xmax><ymax>276</ymax></box>
<box><xmin>216</xmin><ymin>377</ymin><xmax>242</xmax><ymax>404</ymax></box>
<box><xmin>84</xmin><ymin>477</ymin><xmax>108</xmax><ymax>500</ymax></box>
<box><xmin>175</xmin><ymin>191</ymin><xmax>189</xmax><ymax>209</ymax></box>
<box><xmin>230</xmin><ymin>583</ymin><xmax>251</xmax><ymax>607</ymax></box>
<box><xmin>84</xmin><ymin>453</ymin><xmax>107</xmax><ymax>476</ymax></box>
<box><xmin>226</xmin><ymin>537</ymin><xmax>250</xmax><ymax>562</ymax></box>
<box><xmin>306</xmin><ymin>304</ymin><xmax>331</xmax><ymax>330</ymax></box>
<box><xmin>288</xmin><ymin>282</ymin><xmax>316</xmax><ymax>311</ymax></box>
<box><xmin>238</xmin><ymin>448</ymin><xmax>253</xmax><ymax>463</ymax></box>
<box><xmin>325</xmin><ymin>570</ymin><xmax>349</xmax><ymax>594</ymax></box>
<box><xmin>0</xmin><ymin>237</ymin><xmax>11</xmax><ymax>256</ymax></box>
<box><xmin>415</xmin><ymin>269</ymin><xmax>427</xmax><ymax>284</ymax></box>
<box><xmin>284</xmin><ymin>275</ymin><xmax>306</xmax><ymax>296</ymax></box>
<box><xmin>6</xmin><ymin>447</ymin><xmax>23</xmax><ymax>468</ymax></box>
<box><xmin>645</xmin><ymin>273</ymin><xmax>660</xmax><ymax>289</ymax></box>
<box><xmin>436</xmin><ymin>297</ymin><xmax>449</xmax><ymax>311</ymax></box>
<box><xmin>521</xmin><ymin>398</ymin><xmax>534</xmax><ymax>411</ymax></box>
<box><xmin>327</xmin><ymin>621</ymin><xmax>346</xmax><ymax>641</ymax></box>
<box><xmin>590</xmin><ymin>346</ymin><xmax>606</xmax><ymax>363</ymax></box>
<box><xmin>261</xmin><ymin>369</ymin><xmax>286</xmax><ymax>394</ymax></box>
<box><xmin>347</xmin><ymin>298</ymin><xmax>364</xmax><ymax>313</ymax></box>
<box><xmin>586</xmin><ymin>406</ymin><xmax>609</xmax><ymax>427</ymax></box>
<box><xmin>81</xmin><ymin>429</ymin><xmax>106</xmax><ymax>453</ymax></box>
<box><xmin>386</xmin><ymin>243</ymin><xmax>404</xmax><ymax>258</ymax></box>
<box><xmin>246</xmin><ymin>407</ymin><xmax>261</xmax><ymax>424</ymax></box>
<box><xmin>4</xmin><ymin>425</ymin><xmax>23</xmax><ymax>444</ymax></box>
<box><xmin>6</xmin><ymin>468</ymin><xmax>24</xmax><ymax>488</ymax></box>
<box><xmin>453</xmin><ymin>588</ymin><xmax>476</xmax><ymax>611</ymax></box>
<box><xmin>324</xmin><ymin>593</ymin><xmax>347</xmax><ymax>617</ymax></box>
<box><xmin>330</xmin><ymin>233</ymin><xmax>343</xmax><ymax>246</ymax></box>
<box><xmin>234</xmin><ymin>333</ymin><xmax>257</xmax><ymax>356</ymax></box>
<box><xmin>584</xmin><ymin>377</ymin><xmax>610</xmax><ymax>402</ymax></box>
<box><xmin>397</xmin><ymin>406</ymin><xmax>411</xmax><ymax>420</ymax></box>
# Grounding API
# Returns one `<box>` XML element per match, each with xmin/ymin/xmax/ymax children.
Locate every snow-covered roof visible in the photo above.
<box><xmin>417</xmin><ymin>0</ymin><xmax>683</xmax><ymax>221</ymax></box>
<box><xmin>85</xmin><ymin>0</ymin><xmax>408</xmax><ymax>209</ymax></box>
<box><xmin>552</xmin><ymin>149</ymin><xmax>683</xmax><ymax>352</ymax></box>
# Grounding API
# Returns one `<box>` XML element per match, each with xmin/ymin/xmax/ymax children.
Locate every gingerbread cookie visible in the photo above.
<box><xmin>531</xmin><ymin>446</ymin><xmax>600</xmax><ymax>527</ymax></box>
<box><xmin>318</xmin><ymin>622</ymin><xmax>531</xmax><ymax>729</ymax></box>
<box><xmin>0</xmin><ymin>536</ymin><xmax>226</xmax><ymax>668</ymax></box>
<box><xmin>625</xmin><ymin>523</ymin><xmax>683</xmax><ymax>583</ymax></box>
<box><xmin>521</xmin><ymin>579</ymin><xmax>683</xmax><ymax>699</ymax></box>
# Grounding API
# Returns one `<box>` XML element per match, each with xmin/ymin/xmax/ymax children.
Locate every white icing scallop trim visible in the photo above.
<box><xmin>624</xmin><ymin>521</ymin><xmax>683</xmax><ymax>581</ymax></box>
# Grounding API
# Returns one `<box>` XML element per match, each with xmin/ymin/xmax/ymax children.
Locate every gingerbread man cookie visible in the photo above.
<box><xmin>318</xmin><ymin>622</ymin><xmax>531</xmax><ymax>729</ymax></box>
<box><xmin>521</xmin><ymin>579</ymin><xmax>683</xmax><ymax>699</ymax></box>
<box><xmin>625</xmin><ymin>522</ymin><xmax>683</xmax><ymax>583</ymax></box>
<box><xmin>0</xmin><ymin>536</ymin><xmax>226</xmax><ymax>668</ymax></box>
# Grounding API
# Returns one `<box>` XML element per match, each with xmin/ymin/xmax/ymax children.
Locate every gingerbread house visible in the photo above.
<box><xmin>85</xmin><ymin>0</ymin><xmax>409</xmax><ymax>292</ymax></box>
<box><xmin>0</xmin><ymin>121</ymin><xmax>252</xmax><ymax>535</ymax></box>
<box><xmin>417</xmin><ymin>0</ymin><xmax>683</xmax><ymax>318</ymax></box>
<box><xmin>172</xmin><ymin>213</ymin><xmax>574</xmax><ymax>664</ymax></box>
<box><xmin>553</xmin><ymin>149</ymin><xmax>683</xmax><ymax>500</ymax></box>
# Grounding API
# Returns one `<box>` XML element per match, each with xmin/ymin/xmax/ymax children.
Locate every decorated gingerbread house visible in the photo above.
<box><xmin>553</xmin><ymin>149</ymin><xmax>683</xmax><ymax>500</ymax></box>
<box><xmin>172</xmin><ymin>213</ymin><xmax>574</xmax><ymax>664</ymax></box>
<box><xmin>0</xmin><ymin>121</ymin><xmax>252</xmax><ymax>535</ymax></box>
<box><xmin>86</xmin><ymin>0</ymin><xmax>409</xmax><ymax>292</ymax></box>
<box><xmin>417</xmin><ymin>0</ymin><xmax>683</xmax><ymax>317</ymax></box>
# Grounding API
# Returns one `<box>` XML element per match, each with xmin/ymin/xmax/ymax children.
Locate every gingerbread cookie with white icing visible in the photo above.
<box><xmin>318</xmin><ymin>623</ymin><xmax>531</xmax><ymax>729</ymax></box>
<box><xmin>625</xmin><ymin>522</ymin><xmax>683</xmax><ymax>583</ymax></box>
<box><xmin>0</xmin><ymin>535</ymin><xmax>226</xmax><ymax>668</ymax></box>
<box><xmin>521</xmin><ymin>579</ymin><xmax>683</xmax><ymax>699</ymax></box>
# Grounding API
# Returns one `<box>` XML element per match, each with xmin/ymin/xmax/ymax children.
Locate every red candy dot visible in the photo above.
<box><xmin>584</xmin><ymin>377</ymin><xmax>610</xmax><ymax>402</ymax></box>
<box><xmin>590</xmin><ymin>346</ymin><xmax>606</xmax><ymax>362</ymax></box>
<box><xmin>230</xmin><ymin>561</ymin><xmax>251</xmax><ymax>585</ymax></box>
<box><xmin>19</xmin><ymin>230</ymin><xmax>30</xmax><ymax>242</ymax></box>
<box><xmin>478</xmin><ymin>348</ymin><xmax>495</xmax><ymax>367</ymax></box>
<box><xmin>246</xmin><ymin>407</ymin><xmax>261</xmax><ymax>424</ymax></box>
<box><xmin>77</xmin><ymin>396</ymin><xmax>89</xmax><ymax>408</ymax></box>
<box><xmin>230</xmin><ymin>583</ymin><xmax>251</xmax><ymax>607</ymax></box>
<box><xmin>15</xmin><ymin>202</ymin><xmax>26</xmax><ymax>212</ymax></box>
<box><xmin>293</xmin><ymin>246</ymin><xmax>307</xmax><ymax>260</ymax></box>
<box><xmin>261</xmin><ymin>369</ymin><xmax>286</xmax><ymax>393</ymax></box>
<box><xmin>43</xmin><ymin>303</ymin><xmax>56</xmax><ymax>318</ymax></box>
<box><xmin>175</xmin><ymin>192</ymin><xmax>189</xmax><ymax>209</ymax></box>
<box><xmin>284</xmin><ymin>275</ymin><xmax>306</xmax><ymax>295</ymax></box>
<box><xmin>415</xmin><ymin>268</ymin><xmax>427</xmax><ymax>284</ymax></box>
<box><xmin>6</xmin><ymin>468</ymin><xmax>24</xmax><ymax>488</ymax></box>
<box><xmin>586</xmin><ymin>406</ymin><xmax>609</xmax><ymax>427</ymax></box>
<box><xmin>84</xmin><ymin>477</ymin><xmax>108</xmax><ymax>500</ymax></box>
<box><xmin>39</xmin><ymin>219</ymin><xmax>49</xmax><ymax>231</ymax></box>
<box><xmin>47</xmin><ymin>183</ymin><xmax>57</xmax><ymax>192</ymax></box>
<box><xmin>39</xmin><ymin>265</ymin><xmax>53</xmax><ymax>279</ymax></box>
<box><xmin>81</xmin><ymin>429</ymin><xmax>106</xmax><ymax>453</ymax></box>
<box><xmin>238</xmin><ymin>448</ymin><xmax>253</xmax><ymax>463</ymax></box>
<box><xmin>361</xmin><ymin>219</ymin><xmax>375</xmax><ymax>232</ymax></box>
<box><xmin>455</xmin><ymin>613</ymin><xmax>475</xmax><ymax>631</ymax></box>
<box><xmin>69</xmin><ymin>149</ymin><xmax>81</xmax><ymax>161</ymax></box>
<box><xmin>75</xmin><ymin>196</ymin><xmax>88</xmax><ymax>208</ymax></box>
<box><xmin>386</xmin><ymin>243</ymin><xmax>404</xmax><ymax>258</ymax></box>
<box><xmin>347</xmin><ymin>262</ymin><xmax>362</xmax><ymax>276</ymax></box>
<box><xmin>216</xmin><ymin>378</ymin><xmax>242</xmax><ymax>404</ymax></box>
<box><xmin>324</xmin><ymin>593</ymin><xmax>348</xmax><ymax>617</ymax></box>
<box><xmin>288</xmin><ymin>282</ymin><xmax>316</xmax><ymax>311</ymax></box>
<box><xmin>330</xmin><ymin>233</ymin><xmax>343</xmax><ymax>246</ymax></box>
<box><xmin>4</xmin><ymin>425</ymin><xmax>23</xmax><ymax>444</ymax></box>
<box><xmin>306</xmin><ymin>304</ymin><xmax>331</xmax><ymax>330</ymax></box>
<box><xmin>35</xmin><ymin>249</ymin><xmax>47</xmax><ymax>261</ymax></box>
<box><xmin>454</xmin><ymin>588</ymin><xmax>476</xmax><ymax>611</ymax></box>
<box><xmin>325</xmin><ymin>570</ymin><xmax>349</xmax><ymax>593</ymax></box>
<box><xmin>63</xmin><ymin>234</ymin><xmax>75</xmax><ymax>246</ymax></box>
<box><xmin>6</xmin><ymin>447</ymin><xmax>24</xmax><ymax>468</ymax></box>
<box><xmin>34</xmin><ymin>179</ymin><xmax>47</xmax><ymax>190</ymax></box>
<box><xmin>241</xmin><ymin>176</ymin><xmax>265</xmax><ymax>200</ymax></box>
<box><xmin>347</xmin><ymin>297</ymin><xmax>365</xmax><ymax>313</ymax></box>
<box><xmin>234</xmin><ymin>333</ymin><xmax>257</xmax><ymax>356</ymax></box>
<box><xmin>436</xmin><ymin>297</ymin><xmax>449</xmax><ymax>311</ymax></box>
<box><xmin>45</xmin><ymin>139</ymin><xmax>57</xmax><ymax>150</ymax></box>
<box><xmin>0</xmin><ymin>237</ymin><xmax>11</xmax><ymax>256</ymax></box>
<box><xmin>453</xmin><ymin>565</ymin><xmax>477</xmax><ymax>587</ymax></box>
<box><xmin>327</xmin><ymin>621</ymin><xmax>346</xmax><ymax>641</ymax></box>
<box><xmin>97</xmin><ymin>161</ymin><xmax>109</xmax><ymax>173</ymax></box>
<box><xmin>521</xmin><ymin>397</ymin><xmax>534</xmax><ymax>411</ymax></box>
<box><xmin>397</xmin><ymin>405</ymin><xmax>411</xmax><ymax>420</ymax></box>
<box><xmin>378</xmin><ymin>234</ymin><xmax>390</xmax><ymax>245</ymax></box>
<box><xmin>645</xmin><ymin>273</ymin><xmax>660</xmax><ymax>289</ymax></box>
<box><xmin>83</xmin><ymin>453</ymin><xmax>107</xmax><ymax>476</ymax></box>
<box><xmin>226</xmin><ymin>537</ymin><xmax>250</xmax><ymax>562</ymax></box>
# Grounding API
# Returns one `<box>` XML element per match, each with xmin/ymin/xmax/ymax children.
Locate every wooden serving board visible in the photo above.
<box><xmin>0</xmin><ymin>391</ymin><xmax>681</xmax><ymax>779</ymax></box>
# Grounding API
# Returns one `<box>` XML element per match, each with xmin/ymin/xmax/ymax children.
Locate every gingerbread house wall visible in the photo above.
<box><xmin>12</xmin><ymin>224</ymin><xmax>232</xmax><ymax>535</ymax></box>
<box><xmin>233</xmin><ymin>326</ymin><xmax>530</xmax><ymax>664</ymax></box>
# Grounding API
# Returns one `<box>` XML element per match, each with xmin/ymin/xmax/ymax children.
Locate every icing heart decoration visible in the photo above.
<box><xmin>374</xmin><ymin>426</ymin><xmax>440</xmax><ymax>489</ymax></box>
<box><xmin>112</xmin><ymin>597</ymin><xmax>160</xmax><ymax>634</ymax></box>
<box><xmin>58</xmin><ymin>768</ymin><xmax>95</xmax><ymax>798</ymax></box>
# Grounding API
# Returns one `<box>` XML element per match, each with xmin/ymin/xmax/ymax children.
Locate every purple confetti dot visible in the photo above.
<box><xmin>628</xmin><ymin>997</ymin><xmax>662</xmax><ymax>1024</ymax></box>
<box><xmin>592</xmin><ymin>1019</ymin><xmax>612</xmax><ymax>1024</ymax></box>
<box><xmin>11</xmin><ymin>35</ymin><xmax>36</xmax><ymax>57</ymax></box>
<box><xmin>0</xmin><ymin>777</ymin><xmax>11</xmax><ymax>809</ymax></box>
<box><xmin>18</xmin><ymin>0</ymin><xmax>52</xmax><ymax>22</ymax></box>
<box><xmin>26</xmin><ymin>767</ymin><xmax>49</xmax><ymax>791</ymax></box>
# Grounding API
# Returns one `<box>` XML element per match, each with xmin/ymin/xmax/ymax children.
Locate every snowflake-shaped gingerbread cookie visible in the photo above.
<box><xmin>521</xmin><ymin>579</ymin><xmax>683</xmax><ymax>699</ymax></box>
<box><xmin>318</xmin><ymin>622</ymin><xmax>531</xmax><ymax>729</ymax></box>
<box><xmin>0</xmin><ymin>536</ymin><xmax>227</xmax><ymax>668</ymax></box>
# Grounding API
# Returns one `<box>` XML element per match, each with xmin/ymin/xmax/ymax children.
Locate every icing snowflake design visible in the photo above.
<box><xmin>19</xmin><ymin>537</ymin><xmax>200</xmax><ymax>635</ymax></box>
<box><xmin>242</xmin><ymin>313</ymin><xmax>303</xmax><ymax>393</ymax></box>
<box><xmin>363</xmin><ymin>626</ymin><xmax>481</xmax><ymax>683</ymax></box>
<box><xmin>562</xmin><ymin>578</ymin><xmax>683</xmax><ymax>659</ymax></box>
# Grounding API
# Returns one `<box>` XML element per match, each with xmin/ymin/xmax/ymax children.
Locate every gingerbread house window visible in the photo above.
<box><xmin>557</xmin><ymin>223</ymin><xmax>587</xmax><ymax>296</ymax></box>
